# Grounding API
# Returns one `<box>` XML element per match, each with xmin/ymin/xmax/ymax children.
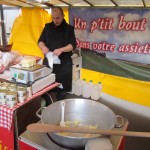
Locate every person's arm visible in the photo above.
<box><xmin>53</xmin><ymin>26</ymin><xmax>76</xmax><ymax>56</ymax></box>
<box><xmin>38</xmin><ymin>41</ymin><xmax>49</xmax><ymax>55</ymax></box>
<box><xmin>38</xmin><ymin>25</ymin><xmax>50</xmax><ymax>55</ymax></box>
<box><xmin>68</xmin><ymin>26</ymin><xmax>76</xmax><ymax>50</ymax></box>
<box><xmin>53</xmin><ymin>44</ymin><xmax>73</xmax><ymax>56</ymax></box>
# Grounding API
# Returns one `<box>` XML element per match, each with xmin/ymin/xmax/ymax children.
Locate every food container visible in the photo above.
<box><xmin>6</xmin><ymin>91</ymin><xmax>17</xmax><ymax>101</ymax></box>
<box><xmin>8</xmin><ymin>84</ymin><xmax>17</xmax><ymax>91</ymax></box>
<box><xmin>8</xmin><ymin>87</ymin><xmax>17</xmax><ymax>92</ymax></box>
<box><xmin>6</xmin><ymin>100</ymin><xmax>17</xmax><ymax>108</ymax></box>
<box><xmin>26</xmin><ymin>86</ymin><xmax>32</xmax><ymax>97</ymax></box>
<box><xmin>0</xmin><ymin>85</ymin><xmax>7</xmax><ymax>90</ymax></box>
<box><xmin>10</xmin><ymin>83</ymin><xmax>17</xmax><ymax>87</ymax></box>
<box><xmin>0</xmin><ymin>98</ymin><xmax>6</xmax><ymax>105</ymax></box>
<box><xmin>2</xmin><ymin>82</ymin><xmax>10</xmax><ymax>87</ymax></box>
<box><xmin>17</xmin><ymin>87</ymin><xmax>27</xmax><ymax>97</ymax></box>
<box><xmin>18</xmin><ymin>96</ymin><xmax>26</xmax><ymax>103</ymax></box>
<box><xmin>0</xmin><ymin>89</ymin><xmax>6</xmax><ymax>98</ymax></box>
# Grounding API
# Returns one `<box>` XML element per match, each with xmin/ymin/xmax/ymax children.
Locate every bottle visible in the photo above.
<box><xmin>98</xmin><ymin>82</ymin><xmax>102</xmax><ymax>97</ymax></box>
<box><xmin>89</xmin><ymin>80</ymin><xmax>93</xmax><ymax>87</ymax></box>
<box><xmin>73</xmin><ymin>79</ymin><xmax>83</xmax><ymax>96</ymax></box>
<box><xmin>91</xmin><ymin>82</ymin><xmax>102</xmax><ymax>100</ymax></box>
<box><xmin>82</xmin><ymin>80</ymin><xmax>93</xmax><ymax>98</ymax></box>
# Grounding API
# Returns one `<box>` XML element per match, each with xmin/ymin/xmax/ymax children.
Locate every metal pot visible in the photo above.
<box><xmin>37</xmin><ymin>98</ymin><xmax>120</xmax><ymax>150</ymax></box>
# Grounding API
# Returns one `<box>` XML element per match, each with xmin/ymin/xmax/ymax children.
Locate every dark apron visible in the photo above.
<box><xmin>43</xmin><ymin>57</ymin><xmax>72</xmax><ymax>92</ymax></box>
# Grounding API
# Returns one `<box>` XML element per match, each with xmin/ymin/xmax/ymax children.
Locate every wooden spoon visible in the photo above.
<box><xmin>27</xmin><ymin>123</ymin><xmax>150</xmax><ymax>138</ymax></box>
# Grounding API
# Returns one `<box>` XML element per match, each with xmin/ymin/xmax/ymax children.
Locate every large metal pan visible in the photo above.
<box><xmin>36</xmin><ymin>98</ymin><xmax>122</xmax><ymax>150</ymax></box>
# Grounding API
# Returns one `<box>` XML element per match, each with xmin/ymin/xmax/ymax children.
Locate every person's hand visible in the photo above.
<box><xmin>42</xmin><ymin>46</ymin><xmax>49</xmax><ymax>55</ymax></box>
<box><xmin>0</xmin><ymin>64</ymin><xmax>7</xmax><ymax>73</ymax></box>
<box><xmin>53</xmin><ymin>48</ymin><xmax>63</xmax><ymax>56</ymax></box>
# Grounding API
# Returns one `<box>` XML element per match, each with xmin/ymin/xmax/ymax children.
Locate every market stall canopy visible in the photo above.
<box><xmin>0</xmin><ymin>0</ymin><xmax>150</xmax><ymax>8</ymax></box>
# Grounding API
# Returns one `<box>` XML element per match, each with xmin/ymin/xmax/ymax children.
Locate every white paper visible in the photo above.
<box><xmin>53</xmin><ymin>55</ymin><xmax>61</xmax><ymax>64</ymax></box>
<box><xmin>46</xmin><ymin>52</ymin><xmax>61</xmax><ymax>69</ymax></box>
<box><xmin>58</xmin><ymin>84</ymin><xmax>63</xmax><ymax>89</ymax></box>
<box><xmin>46</xmin><ymin>52</ymin><xmax>53</xmax><ymax>68</ymax></box>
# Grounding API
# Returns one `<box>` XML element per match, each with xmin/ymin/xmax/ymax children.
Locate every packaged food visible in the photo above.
<box><xmin>0</xmin><ymin>89</ymin><xmax>6</xmax><ymax>98</ymax></box>
<box><xmin>6</xmin><ymin>100</ymin><xmax>17</xmax><ymax>108</ymax></box>
<box><xmin>0</xmin><ymin>98</ymin><xmax>6</xmax><ymax>105</ymax></box>
<box><xmin>18</xmin><ymin>96</ymin><xmax>26</xmax><ymax>103</ymax></box>
<box><xmin>17</xmin><ymin>87</ymin><xmax>27</xmax><ymax>97</ymax></box>
<box><xmin>2</xmin><ymin>82</ymin><xmax>10</xmax><ymax>87</ymax></box>
<box><xmin>0</xmin><ymin>84</ymin><xmax>7</xmax><ymax>90</ymax></box>
<box><xmin>6</xmin><ymin>91</ymin><xmax>17</xmax><ymax>101</ymax></box>
<box><xmin>8</xmin><ymin>86</ymin><xmax>17</xmax><ymax>92</ymax></box>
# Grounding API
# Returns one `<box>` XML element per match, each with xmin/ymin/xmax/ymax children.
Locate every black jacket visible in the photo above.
<box><xmin>38</xmin><ymin>19</ymin><xmax>76</xmax><ymax>92</ymax></box>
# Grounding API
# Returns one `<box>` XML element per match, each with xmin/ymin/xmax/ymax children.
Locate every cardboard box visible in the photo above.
<box><xmin>19</xmin><ymin>131</ymin><xmax>68</xmax><ymax>150</ymax></box>
<box><xmin>72</xmin><ymin>56</ymin><xmax>82</xmax><ymax>72</ymax></box>
<box><xmin>71</xmin><ymin>56</ymin><xmax>82</xmax><ymax>93</ymax></box>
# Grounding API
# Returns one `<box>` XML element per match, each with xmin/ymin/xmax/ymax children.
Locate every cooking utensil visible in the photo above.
<box><xmin>27</xmin><ymin>123</ymin><xmax>150</xmax><ymax>138</ymax></box>
<box><xmin>35</xmin><ymin>98</ymin><xmax>123</xmax><ymax>149</ymax></box>
<box><xmin>59</xmin><ymin>102</ymin><xmax>65</xmax><ymax>127</ymax></box>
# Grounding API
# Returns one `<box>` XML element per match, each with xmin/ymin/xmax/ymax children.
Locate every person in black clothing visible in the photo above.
<box><xmin>38</xmin><ymin>6</ymin><xmax>76</xmax><ymax>101</ymax></box>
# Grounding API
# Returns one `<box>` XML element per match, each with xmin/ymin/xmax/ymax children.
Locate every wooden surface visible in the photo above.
<box><xmin>110</xmin><ymin>118</ymin><xmax>129</xmax><ymax>150</ymax></box>
<box><xmin>26</xmin><ymin>120</ymin><xmax>149</xmax><ymax>138</ymax></box>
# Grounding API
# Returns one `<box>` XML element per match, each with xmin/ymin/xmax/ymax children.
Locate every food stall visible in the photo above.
<box><xmin>0</xmin><ymin>51</ymin><xmax>128</xmax><ymax>150</ymax></box>
<box><xmin>0</xmin><ymin>0</ymin><xmax>150</xmax><ymax>150</ymax></box>
<box><xmin>0</xmin><ymin>52</ymin><xmax>128</xmax><ymax>150</ymax></box>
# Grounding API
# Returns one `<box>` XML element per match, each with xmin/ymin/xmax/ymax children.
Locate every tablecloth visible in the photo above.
<box><xmin>0</xmin><ymin>82</ymin><xmax>59</xmax><ymax>131</ymax></box>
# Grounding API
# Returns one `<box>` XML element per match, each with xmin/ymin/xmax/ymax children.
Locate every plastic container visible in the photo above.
<box><xmin>73</xmin><ymin>80</ymin><xmax>84</xmax><ymax>96</ymax></box>
<box><xmin>0</xmin><ymin>98</ymin><xmax>6</xmax><ymax>105</ymax></box>
<box><xmin>6</xmin><ymin>91</ymin><xmax>17</xmax><ymax>101</ymax></box>
<box><xmin>17</xmin><ymin>87</ymin><xmax>27</xmax><ymax>97</ymax></box>
<box><xmin>82</xmin><ymin>80</ymin><xmax>93</xmax><ymax>98</ymax></box>
<box><xmin>91</xmin><ymin>82</ymin><xmax>102</xmax><ymax>100</ymax></box>
<box><xmin>18</xmin><ymin>96</ymin><xmax>26</xmax><ymax>103</ymax></box>
<box><xmin>6</xmin><ymin>100</ymin><xmax>17</xmax><ymax>108</ymax></box>
<box><xmin>0</xmin><ymin>89</ymin><xmax>6</xmax><ymax>99</ymax></box>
